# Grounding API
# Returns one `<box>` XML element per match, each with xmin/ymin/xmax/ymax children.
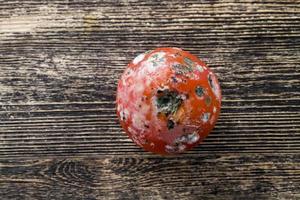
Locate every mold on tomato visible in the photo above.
<box><xmin>167</xmin><ymin>119</ymin><xmax>175</xmax><ymax>130</ymax></box>
<box><xmin>156</xmin><ymin>89</ymin><xmax>183</xmax><ymax>116</ymax></box>
<box><xmin>195</xmin><ymin>86</ymin><xmax>204</xmax><ymax>97</ymax></box>
<box><xmin>116</xmin><ymin>47</ymin><xmax>221</xmax><ymax>155</ymax></box>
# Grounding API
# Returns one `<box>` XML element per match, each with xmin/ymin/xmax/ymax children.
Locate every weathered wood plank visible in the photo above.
<box><xmin>0</xmin><ymin>1</ymin><xmax>299</xmax><ymax>103</ymax></box>
<box><xmin>0</xmin><ymin>0</ymin><xmax>299</xmax><ymax>158</ymax></box>
<box><xmin>0</xmin><ymin>0</ymin><xmax>299</xmax><ymax>199</ymax></box>
<box><xmin>1</xmin><ymin>154</ymin><xmax>300</xmax><ymax>199</ymax></box>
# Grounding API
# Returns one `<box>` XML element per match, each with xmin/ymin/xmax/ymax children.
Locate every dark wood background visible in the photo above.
<box><xmin>0</xmin><ymin>0</ymin><xmax>299</xmax><ymax>199</ymax></box>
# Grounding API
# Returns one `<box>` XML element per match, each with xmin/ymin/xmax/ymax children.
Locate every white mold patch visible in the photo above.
<box><xmin>213</xmin><ymin>106</ymin><xmax>217</xmax><ymax>113</ymax></box>
<box><xmin>134</xmin><ymin>82</ymin><xmax>145</xmax><ymax>93</ymax></box>
<box><xmin>165</xmin><ymin>131</ymin><xmax>200</xmax><ymax>153</ymax></box>
<box><xmin>175</xmin><ymin>132</ymin><xmax>200</xmax><ymax>145</ymax></box>
<box><xmin>186</xmin><ymin>132</ymin><xmax>200</xmax><ymax>144</ymax></box>
<box><xmin>196</xmin><ymin>64</ymin><xmax>204</xmax><ymax>72</ymax></box>
<box><xmin>133</xmin><ymin>53</ymin><xmax>145</xmax><ymax>65</ymax></box>
<box><xmin>208</xmin><ymin>73</ymin><xmax>221</xmax><ymax>100</ymax></box>
<box><xmin>119</xmin><ymin>110</ymin><xmax>125</xmax><ymax>120</ymax></box>
<box><xmin>145</xmin><ymin>78</ymin><xmax>152</xmax><ymax>87</ymax></box>
<box><xmin>139</xmin><ymin>104</ymin><xmax>150</xmax><ymax>115</ymax></box>
<box><xmin>117</xmin><ymin>104</ymin><xmax>121</xmax><ymax>112</ymax></box>
<box><xmin>122</xmin><ymin>76</ymin><xmax>127</xmax><ymax>86</ymax></box>
<box><xmin>202</xmin><ymin>112</ymin><xmax>211</xmax><ymax>123</ymax></box>
<box><xmin>143</xmin><ymin>52</ymin><xmax>166</xmax><ymax>73</ymax></box>
<box><xmin>165</xmin><ymin>144</ymin><xmax>186</xmax><ymax>154</ymax></box>
<box><xmin>122</xmin><ymin>109</ymin><xmax>130</xmax><ymax>120</ymax></box>
<box><xmin>132</xmin><ymin>114</ymin><xmax>145</xmax><ymax>130</ymax></box>
<box><xmin>165</xmin><ymin>145</ymin><xmax>175</xmax><ymax>153</ymax></box>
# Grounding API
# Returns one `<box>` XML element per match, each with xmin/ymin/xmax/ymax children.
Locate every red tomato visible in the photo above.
<box><xmin>116</xmin><ymin>47</ymin><xmax>221</xmax><ymax>155</ymax></box>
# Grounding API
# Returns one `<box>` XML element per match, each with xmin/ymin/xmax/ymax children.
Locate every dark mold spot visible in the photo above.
<box><xmin>144</xmin><ymin>124</ymin><xmax>150</xmax><ymax>129</ymax></box>
<box><xmin>156</xmin><ymin>89</ymin><xmax>183</xmax><ymax>116</ymax></box>
<box><xmin>139</xmin><ymin>105</ymin><xmax>142</xmax><ymax>108</ymax></box>
<box><xmin>167</xmin><ymin>119</ymin><xmax>175</xmax><ymax>130</ymax></box>
<box><xmin>171</xmin><ymin>76</ymin><xmax>178</xmax><ymax>83</ymax></box>
<box><xmin>122</xmin><ymin>112</ymin><xmax>126</xmax><ymax>121</ymax></box>
<box><xmin>195</xmin><ymin>86</ymin><xmax>204</xmax><ymax>97</ymax></box>
<box><xmin>208</xmin><ymin>74</ymin><xmax>215</xmax><ymax>90</ymax></box>
<box><xmin>157</xmin><ymin>89</ymin><xmax>164</xmax><ymax>94</ymax></box>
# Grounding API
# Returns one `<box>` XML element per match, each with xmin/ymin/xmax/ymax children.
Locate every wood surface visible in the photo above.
<box><xmin>0</xmin><ymin>0</ymin><xmax>299</xmax><ymax>199</ymax></box>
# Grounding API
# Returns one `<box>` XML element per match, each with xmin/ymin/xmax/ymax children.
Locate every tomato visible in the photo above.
<box><xmin>116</xmin><ymin>47</ymin><xmax>221</xmax><ymax>155</ymax></box>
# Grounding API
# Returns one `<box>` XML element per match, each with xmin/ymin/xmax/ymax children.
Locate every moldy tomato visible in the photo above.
<box><xmin>116</xmin><ymin>47</ymin><xmax>221</xmax><ymax>155</ymax></box>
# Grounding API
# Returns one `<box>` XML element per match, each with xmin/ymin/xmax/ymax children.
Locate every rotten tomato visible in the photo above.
<box><xmin>116</xmin><ymin>47</ymin><xmax>221</xmax><ymax>155</ymax></box>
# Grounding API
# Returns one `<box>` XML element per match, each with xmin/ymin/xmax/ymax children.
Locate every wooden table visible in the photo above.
<box><xmin>0</xmin><ymin>0</ymin><xmax>299</xmax><ymax>199</ymax></box>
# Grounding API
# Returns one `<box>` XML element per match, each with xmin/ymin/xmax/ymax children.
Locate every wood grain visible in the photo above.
<box><xmin>1</xmin><ymin>154</ymin><xmax>300</xmax><ymax>199</ymax></box>
<box><xmin>0</xmin><ymin>0</ymin><xmax>299</xmax><ymax>199</ymax></box>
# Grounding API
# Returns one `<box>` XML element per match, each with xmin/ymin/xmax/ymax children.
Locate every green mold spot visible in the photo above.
<box><xmin>195</xmin><ymin>86</ymin><xmax>204</xmax><ymax>97</ymax></box>
<box><xmin>173</xmin><ymin>63</ymin><xmax>193</xmax><ymax>75</ymax></box>
<box><xmin>184</xmin><ymin>57</ymin><xmax>195</xmax><ymax>68</ymax></box>
<box><xmin>156</xmin><ymin>89</ymin><xmax>183</xmax><ymax>116</ymax></box>
<box><xmin>205</xmin><ymin>96</ymin><xmax>212</xmax><ymax>106</ymax></box>
<box><xmin>149</xmin><ymin>53</ymin><xmax>165</xmax><ymax>67</ymax></box>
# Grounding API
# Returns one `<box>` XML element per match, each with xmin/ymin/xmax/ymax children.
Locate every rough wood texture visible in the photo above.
<box><xmin>1</xmin><ymin>154</ymin><xmax>299</xmax><ymax>199</ymax></box>
<box><xmin>0</xmin><ymin>0</ymin><xmax>299</xmax><ymax>199</ymax></box>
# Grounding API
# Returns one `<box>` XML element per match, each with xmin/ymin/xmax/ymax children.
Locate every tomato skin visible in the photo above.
<box><xmin>116</xmin><ymin>47</ymin><xmax>221</xmax><ymax>155</ymax></box>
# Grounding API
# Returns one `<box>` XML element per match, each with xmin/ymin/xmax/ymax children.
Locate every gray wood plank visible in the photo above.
<box><xmin>0</xmin><ymin>0</ymin><xmax>299</xmax><ymax>199</ymax></box>
<box><xmin>1</xmin><ymin>154</ymin><xmax>300</xmax><ymax>200</ymax></box>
